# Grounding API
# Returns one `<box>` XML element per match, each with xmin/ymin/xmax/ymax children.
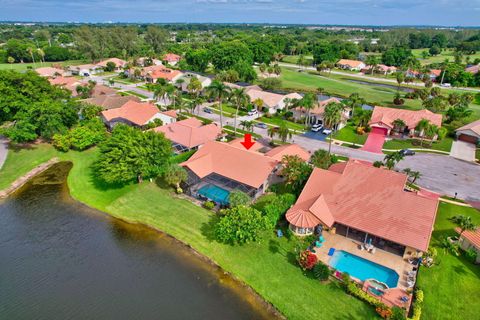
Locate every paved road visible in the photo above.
<box><xmin>89</xmin><ymin>74</ymin><xmax>480</xmax><ymax>202</ymax></box>
<box><xmin>0</xmin><ymin>137</ymin><xmax>8</xmax><ymax>170</ymax></box>
<box><xmin>195</xmin><ymin>105</ymin><xmax>480</xmax><ymax>201</ymax></box>
<box><xmin>278</xmin><ymin>62</ymin><xmax>480</xmax><ymax>93</ymax></box>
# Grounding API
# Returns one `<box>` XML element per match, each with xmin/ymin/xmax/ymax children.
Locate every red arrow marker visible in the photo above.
<box><xmin>240</xmin><ymin>133</ymin><xmax>255</xmax><ymax>150</ymax></box>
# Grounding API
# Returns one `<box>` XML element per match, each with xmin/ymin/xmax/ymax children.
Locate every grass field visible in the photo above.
<box><xmin>1</xmin><ymin>143</ymin><xmax>479</xmax><ymax>319</ymax></box>
<box><xmin>0</xmin><ymin>60</ymin><xmax>86</xmax><ymax>71</ymax></box>
<box><xmin>124</xmin><ymin>90</ymin><xmax>148</xmax><ymax>99</ymax></box>
<box><xmin>416</xmin><ymin>202</ymin><xmax>480</xmax><ymax>320</ymax></box>
<box><xmin>281</xmin><ymin>55</ymin><xmax>314</xmax><ymax>65</ymax></box>
<box><xmin>412</xmin><ymin>48</ymin><xmax>480</xmax><ymax>66</ymax></box>
<box><xmin>383</xmin><ymin>137</ymin><xmax>453</xmax><ymax>152</ymax></box>
<box><xmin>258</xmin><ymin>115</ymin><xmax>305</xmax><ymax>132</ymax></box>
<box><xmin>0</xmin><ymin>144</ymin><xmax>377</xmax><ymax>319</ymax></box>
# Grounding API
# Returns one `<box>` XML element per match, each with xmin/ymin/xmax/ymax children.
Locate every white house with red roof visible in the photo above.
<box><xmin>101</xmin><ymin>100</ymin><xmax>176</xmax><ymax>129</ymax></box>
<box><xmin>337</xmin><ymin>59</ymin><xmax>366</xmax><ymax>71</ymax></box>
<box><xmin>455</xmin><ymin>228</ymin><xmax>480</xmax><ymax>263</ymax></box>
<box><xmin>163</xmin><ymin>53</ymin><xmax>181</xmax><ymax>66</ymax></box>
<box><xmin>294</xmin><ymin>97</ymin><xmax>351</xmax><ymax>129</ymax></box>
<box><xmin>153</xmin><ymin>118</ymin><xmax>222</xmax><ymax>153</ymax></box>
<box><xmin>180</xmin><ymin>140</ymin><xmax>310</xmax><ymax>204</ymax></box>
<box><xmin>96</xmin><ymin>58</ymin><xmax>127</xmax><ymax>71</ymax></box>
<box><xmin>286</xmin><ymin>160</ymin><xmax>438</xmax><ymax>256</ymax></box>
<box><xmin>369</xmin><ymin>106</ymin><xmax>442</xmax><ymax>138</ymax></box>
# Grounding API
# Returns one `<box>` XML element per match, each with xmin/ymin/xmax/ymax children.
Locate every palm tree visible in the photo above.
<box><xmin>450</xmin><ymin>215</ymin><xmax>477</xmax><ymax>236</ymax></box>
<box><xmin>392</xmin><ymin>118</ymin><xmax>406</xmax><ymax>133</ymax></box>
<box><xmin>345</xmin><ymin>93</ymin><xmax>365</xmax><ymax>119</ymax></box>
<box><xmin>187</xmin><ymin>99</ymin><xmax>198</xmax><ymax>114</ymax></box>
<box><xmin>395</xmin><ymin>72</ymin><xmax>405</xmax><ymax>92</ymax></box>
<box><xmin>206</xmin><ymin>80</ymin><xmax>230</xmax><ymax>129</ymax></box>
<box><xmin>366</xmin><ymin>55</ymin><xmax>379</xmax><ymax>75</ymax></box>
<box><xmin>383</xmin><ymin>151</ymin><xmax>405</xmax><ymax>170</ymax></box>
<box><xmin>27</xmin><ymin>47</ymin><xmax>36</xmax><ymax>66</ymax></box>
<box><xmin>7</xmin><ymin>56</ymin><xmax>15</xmax><ymax>69</ymax></box>
<box><xmin>37</xmin><ymin>48</ymin><xmax>45</xmax><ymax>64</ymax></box>
<box><xmin>268</xmin><ymin>121</ymin><xmax>292</xmax><ymax>143</ymax></box>
<box><xmin>298</xmin><ymin>93</ymin><xmax>316</xmax><ymax>127</ymax></box>
<box><xmin>409</xmin><ymin>171</ymin><xmax>422</xmax><ymax>184</ymax></box>
<box><xmin>187</xmin><ymin>77</ymin><xmax>202</xmax><ymax>97</ymax></box>
<box><xmin>323</xmin><ymin>102</ymin><xmax>344</xmax><ymax>155</ymax></box>
<box><xmin>229</xmin><ymin>88</ymin><xmax>249</xmax><ymax>136</ymax></box>
<box><xmin>153</xmin><ymin>84</ymin><xmax>168</xmax><ymax>105</ymax></box>
<box><xmin>415</xmin><ymin>119</ymin><xmax>430</xmax><ymax>147</ymax></box>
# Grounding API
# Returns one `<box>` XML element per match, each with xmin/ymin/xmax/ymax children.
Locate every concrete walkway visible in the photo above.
<box><xmin>450</xmin><ymin>140</ymin><xmax>476</xmax><ymax>162</ymax></box>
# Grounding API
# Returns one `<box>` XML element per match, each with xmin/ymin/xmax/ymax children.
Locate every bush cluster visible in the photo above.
<box><xmin>53</xmin><ymin>118</ymin><xmax>107</xmax><ymax>152</ymax></box>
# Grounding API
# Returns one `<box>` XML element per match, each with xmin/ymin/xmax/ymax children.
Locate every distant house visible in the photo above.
<box><xmin>336</xmin><ymin>59</ymin><xmax>366</xmax><ymax>71</ymax></box>
<box><xmin>96</xmin><ymin>58</ymin><xmax>127</xmax><ymax>71</ymax></box>
<box><xmin>101</xmin><ymin>100</ymin><xmax>176</xmax><ymax>129</ymax></box>
<box><xmin>181</xmin><ymin>140</ymin><xmax>309</xmax><ymax>204</ymax></box>
<box><xmin>178</xmin><ymin>72</ymin><xmax>212</xmax><ymax>92</ymax></box>
<box><xmin>369</xmin><ymin>106</ymin><xmax>442</xmax><ymax>138</ymax></box>
<box><xmin>455</xmin><ymin>228</ymin><xmax>480</xmax><ymax>264</ymax></box>
<box><xmin>68</xmin><ymin>64</ymin><xmax>102</xmax><ymax>76</ymax></box>
<box><xmin>35</xmin><ymin>67</ymin><xmax>66</xmax><ymax>77</ymax></box>
<box><xmin>153</xmin><ymin>117</ymin><xmax>222</xmax><ymax>153</ymax></box>
<box><xmin>286</xmin><ymin>159</ymin><xmax>439</xmax><ymax>257</ymax></box>
<box><xmin>455</xmin><ymin>119</ymin><xmax>480</xmax><ymax>145</ymax></box>
<box><xmin>163</xmin><ymin>53</ymin><xmax>181</xmax><ymax>66</ymax></box>
<box><xmin>90</xmin><ymin>84</ymin><xmax>117</xmax><ymax>98</ymax></box>
<box><xmin>374</xmin><ymin>64</ymin><xmax>397</xmax><ymax>75</ymax></box>
<box><xmin>428</xmin><ymin>69</ymin><xmax>442</xmax><ymax>81</ymax></box>
<box><xmin>294</xmin><ymin>97</ymin><xmax>350</xmax><ymax>129</ymax></box>
<box><xmin>136</xmin><ymin>57</ymin><xmax>163</xmax><ymax>67</ymax></box>
<box><xmin>83</xmin><ymin>95</ymin><xmax>141</xmax><ymax>110</ymax></box>
<box><xmin>246</xmin><ymin>89</ymin><xmax>302</xmax><ymax>114</ymax></box>
<box><xmin>144</xmin><ymin>66</ymin><xmax>183</xmax><ymax>83</ymax></box>
<box><xmin>48</xmin><ymin>76</ymin><xmax>83</xmax><ymax>96</ymax></box>
<box><xmin>465</xmin><ymin>64</ymin><xmax>479</xmax><ymax>74</ymax></box>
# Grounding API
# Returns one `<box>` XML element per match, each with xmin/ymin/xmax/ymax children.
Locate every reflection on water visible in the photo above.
<box><xmin>0</xmin><ymin>163</ymin><xmax>276</xmax><ymax>320</ymax></box>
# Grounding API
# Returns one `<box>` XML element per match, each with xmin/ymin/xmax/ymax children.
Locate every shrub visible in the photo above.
<box><xmin>376</xmin><ymin>305</ymin><xmax>392</xmax><ymax>319</ymax></box>
<box><xmin>298</xmin><ymin>250</ymin><xmax>317</xmax><ymax>270</ymax></box>
<box><xmin>163</xmin><ymin>164</ymin><xmax>188</xmax><ymax>190</ymax></box>
<box><xmin>313</xmin><ymin>261</ymin><xmax>331</xmax><ymax>281</ymax></box>
<box><xmin>346</xmin><ymin>280</ymin><xmax>384</xmax><ymax>308</ymax></box>
<box><xmin>390</xmin><ymin>306</ymin><xmax>406</xmax><ymax>320</ymax></box>
<box><xmin>52</xmin><ymin>133</ymin><xmax>71</xmax><ymax>152</ymax></box>
<box><xmin>214</xmin><ymin>206</ymin><xmax>268</xmax><ymax>244</ymax></box>
<box><xmin>262</xmin><ymin>193</ymin><xmax>296</xmax><ymax>228</ymax></box>
<box><xmin>69</xmin><ymin>118</ymin><xmax>107</xmax><ymax>150</ymax></box>
<box><xmin>465</xmin><ymin>248</ymin><xmax>478</xmax><ymax>263</ymax></box>
<box><xmin>373</xmin><ymin>161</ymin><xmax>383</xmax><ymax>168</ymax></box>
<box><xmin>203</xmin><ymin>201</ymin><xmax>215</xmax><ymax>210</ymax></box>
<box><xmin>228</xmin><ymin>190</ymin><xmax>251</xmax><ymax>208</ymax></box>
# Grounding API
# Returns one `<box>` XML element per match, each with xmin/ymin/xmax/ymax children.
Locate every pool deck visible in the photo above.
<box><xmin>313</xmin><ymin>231</ymin><xmax>415</xmax><ymax>310</ymax></box>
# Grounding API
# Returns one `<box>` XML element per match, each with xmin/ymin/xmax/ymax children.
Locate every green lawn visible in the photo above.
<box><xmin>3</xmin><ymin>143</ymin><xmax>480</xmax><ymax>320</ymax></box>
<box><xmin>333</xmin><ymin>124</ymin><xmax>368</xmax><ymax>145</ymax></box>
<box><xmin>223</xmin><ymin>125</ymin><xmax>262</xmax><ymax>139</ymax></box>
<box><xmin>412</xmin><ymin>48</ymin><xmax>480</xmax><ymax>66</ymax></box>
<box><xmin>0</xmin><ymin>60</ymin><xmax>86</xmax><ymax>71</ymax></box>
<box><xmin>124</xmin><ymin>90</ymin><xmax>148</xmax><ymax>99</ymax></box>
<box><xmin>258</xmin><ymin>115</ymin><xmax>305</xmax><ymax>132</ymax></box>
<box><xmin>417</xmin><ymin>202</ymin><xmax>480</xmax><ymax>320</ymax></box>
<box><xmin>281</xmin><ymin>55</ymin><xmax>314</xmax><ymax>65</ymax></box>
<box><xmin>383</xmin><ymin>137</ymin><xmax>453</xmax><ymax>152</ymax></box>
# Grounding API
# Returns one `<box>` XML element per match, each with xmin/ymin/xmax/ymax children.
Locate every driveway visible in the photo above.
<box><xmin>0</xmin><ymin>137</ymin><xmax>8</xmax><ymax>170</ymax></box>
<box><xmin>450</xmin><ymin>140</ymin><xmax>476</xmax><ymax>162</ymax></box>
<box><xmin>397</xmin><ymin>154</ymin><xmax>480</xmax><ymax>202</ymax></box>
<box><xmin>360</xmin><ymin>128</ymin><xmax>386</xmax><ymax>154</ymax></box>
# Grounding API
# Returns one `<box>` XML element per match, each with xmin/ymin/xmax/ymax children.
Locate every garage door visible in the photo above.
<box><xmin>371</xmin><ymin>127</ymin><xmax>388</xmax><ymax>135</ymax></box>
<box><xmin>458</xmin><ymin>134</ymin><xmax>478</xmax><ymax>144</ymax></box>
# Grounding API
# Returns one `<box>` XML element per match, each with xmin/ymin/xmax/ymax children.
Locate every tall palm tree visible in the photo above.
<box><xmin>323</xmin><ymin>102</ymin><xmax>344</xmax><ymax>155</ymax></box>
<box><xmin>345</xmin><ymin>93</ymin><xmax>365</xmax><ymax>119</ymax></box>
<box><xmin>450</xmin><ymin>215</ymin><xmax>477</xmax><ymax>236</ymax></box>
<box><xmin>37</xmin><ymin>48</ymin><xmax>45</xmax><ymax>64</ymax></box>
<box><xmin>229</xmin><ymin>88</ymin><xmax>249</xmax><ymax>136</ymax></box>
<box><xmin>268</xmin><ymin>121</ymin><xmax>292</xmax><ymax>143</ymax></box>
<box><xmin>392</xmin><ymin>118</ymin><xmax>406</xmax><ymax>133</ymax></box>
<box><xmin>299</xmin><ymin>93</ymin><xmax>316</xmax><ymax>127</ymax></box>
<box><xmin>153</xmin><ymin>84</ymin><xmax>168</xmax><ymax>105</ymax></box>
<box><xmin>366</xmin><ymin>55</ymin><xmax>379</xmax><ymax>75</ymax></box>
<box><xmin>207</xmin><ymin>80</ymin><xmax>230</xmax><ymax>129</ymax></box>
<box><xmin>27</xmin><ymin>47</ymin><xmax>36</xmax><ymax>66</ymax></box>
<box><xmin>415</xmin><ymin>119</ymin><xmax>430</xmax><ymax>147</ymax></box>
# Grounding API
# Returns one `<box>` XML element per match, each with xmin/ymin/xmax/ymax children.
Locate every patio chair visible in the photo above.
<box><xmin>371</xmin><ymin>247</ymin><xmax>376</xmax><ymax>254</ymax></box>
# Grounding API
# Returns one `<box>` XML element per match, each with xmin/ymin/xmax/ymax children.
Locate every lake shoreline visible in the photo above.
<box><xmin>11</xmin><ymin>159</ymin><xmax>285</xmax><ymax>320</ymax></box>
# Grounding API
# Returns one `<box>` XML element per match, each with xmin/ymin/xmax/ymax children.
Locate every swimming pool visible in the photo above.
<box><xmin>329</xmin><ymin>250</ymin><xmax>399</xmax><ymax>288</ymax></box>
<box><xmin>198</xmin><ymin>184</ymin><xmax>230</xmax><ymax>205</ymax></box>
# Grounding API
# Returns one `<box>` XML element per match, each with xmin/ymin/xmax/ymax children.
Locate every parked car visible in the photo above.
<box><xmin>441</xmin><ymin>83</ymin><xmax>451</xmax><ymax>88</ymax></box>
<box><xmin>247</xmin><ymin>109</ymin><xmax>258</xmax><ymax>116</ymax></box>
<box><xmin>311</xmin><ymin>123</ymin><xmax>323</xmax><ymax>132</ymax></box>
<box><xmin>255</xmin><ymin>122</ymin><xmax>268</xmax><ymax>129</ymax></box>
<box><xmin>400</xmin><ymin>149</ymin><xmax>415</xmax><ymax>156</ymax></box>
<box><xmin>203</xmin><ymin>107</ymin><xmax>213</xmax><ymax>114</ymax></box>
<box><xmin>322</xmin><ymin>128</ymin><xmax>332</xmax><ymax>135</ymax></box>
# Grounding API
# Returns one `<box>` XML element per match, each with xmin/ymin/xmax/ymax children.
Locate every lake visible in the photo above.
<box><xmin>0</xmin><ymin>163</ymin><xmax>277</xmax><ymax>320</ymax></box>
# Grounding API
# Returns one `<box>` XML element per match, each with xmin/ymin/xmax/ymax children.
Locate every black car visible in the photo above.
<box><xmin>400</xmin><ymin>149</ymin><xmax>415</xmax><ymax>156</ymax></box>
<box><xmin>203</xmin><ymin>107</ymin><xmax>213</xmax><ymax>114</ymax></box>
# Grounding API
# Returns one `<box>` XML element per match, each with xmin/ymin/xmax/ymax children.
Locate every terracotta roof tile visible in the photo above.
<box><xmin>265</xmin><ymin>144</ymin><xmax>310</xmax><ymax>161</ymax></box>
<box><xmin>455</xmin><ymin>227</ymin><xmax>480</xmax><ymax>248</ymax></box>
<box><xmin>286</xmin><ymin>160</ymin><xmax>438</xmax><ymax>251</ymax></box>
<box><xmin>101</xmin><ymin>100</ymin><xmax>160</xmax><ymax>126</ymax></box>
<box><xmin>153</xmin><ymin>118</ymin><xmax>221</xmax><ymax>149</ymax></box>
<box><xmin>369</xmin><ymin>106</ymin><xmax>442</xmax><ymax>129</ymax></box>
<box><xmin>456</xmin><ymin>119</ymin><xmax>480</xmax><ymax>136</ymax></box>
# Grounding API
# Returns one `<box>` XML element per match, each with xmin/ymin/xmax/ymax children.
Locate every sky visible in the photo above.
<box><xmin>0</xmin><ymin>0</ymin><xmax>479</xmax><ymax>26</ymax></box>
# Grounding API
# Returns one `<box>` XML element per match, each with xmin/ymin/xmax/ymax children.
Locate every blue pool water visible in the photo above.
<box><xmin>329</xmin><ymin>250</ymin><xmax>399</xmax><ymax>288</ymax></box>
<box><xmin>198</xmin><ymin>184</ymin><xmax>230</xmax><ymax>205</ymax></box>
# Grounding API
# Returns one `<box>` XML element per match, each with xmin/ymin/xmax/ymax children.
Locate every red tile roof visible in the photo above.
<box><xmin>146</xmin><ymin>66</ymin><xmax>182</xmax><ymax>81</ymax></box>
<box><xmin>337</xmin><ymin>59</ymin><xmax>365</xmax><ymax>68</ymax></box>
<box><xmin>163</xmin><ymin>53</ymin><xmax>181</xmax><ymax>62</ymax></box>
<box><xmin>456</xmin><ymin>119</ymin><xmax>480</xmax><ymax>136</ymax></box>
<box><xmin>181</xmin><ymin>141</ymin><xmax>278</xmax><ymax>188</ymax></box>
<box><xmin>96</xmin><ymin>58</ymin><xmax>127</xmax><ymax>68</ymax></box>
<box><xmin>456</xmin><ymin>227</ymin><xmax>480</xmax><ymax>248</ymax></box>
<box><xmin>265</xmin><ymin>144</ymin><xmax>310</xmax><ymax>161</ymax></box>
<box><xmin>369</xmin><ymin>106</ymin><xmax>442</xmax><ymax>129</ymax></box>
<box><xmin>286</xmin><ymin>160</ymin><xmax>439</xmax><ymax>251</ymax></box>
<box><xmin>154</xmin><ymin>118</ymin><xmax>221</xmax><ymax>149</ymax></box>
<box><xmin>101</xmin><ymin>100</ymin><xmax>160</xmax><ymax>126</ymax></box>
<box><xmin>35</xmin><ymin>67</ymin><xmax>65</xmax><ymax>77</ymax></box>
<box><xmin>465</xmin><ymin>65</ymin><xmax>479</xmax><ymax>74</ymax></box>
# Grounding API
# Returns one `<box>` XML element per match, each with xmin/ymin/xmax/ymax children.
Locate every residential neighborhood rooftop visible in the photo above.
<box><xmin>101</xmin><ymin>100</ymin><xmax>160</xmax><ymax>126</ymax></box>
<box><xmin>83</xmin><ymin>95</ymin><xmax>141</xmax><ymax>110</ymax></box>
<box><xmin>35</xmin><ymin>67</ymin><xmax>65</xmax><ymax>77</ymax></box>
<box><xmin>153</xmin><ymin>118</ymin><xmax>221</xmax><ymax>149</ymax></box>
<box><xmin>286</xmin><ymin>160</ymin><xmax>439</xmax><ymax>251</ymax></box>
<box><xmin>456</xmin><ymin>119</ymin><xmax>480</xmax><ymax>136</ymax></box>
<box><xmin>369</xmin><ymin>106</ymin><xmax>443</xmax><ymax>129</ymax></box>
